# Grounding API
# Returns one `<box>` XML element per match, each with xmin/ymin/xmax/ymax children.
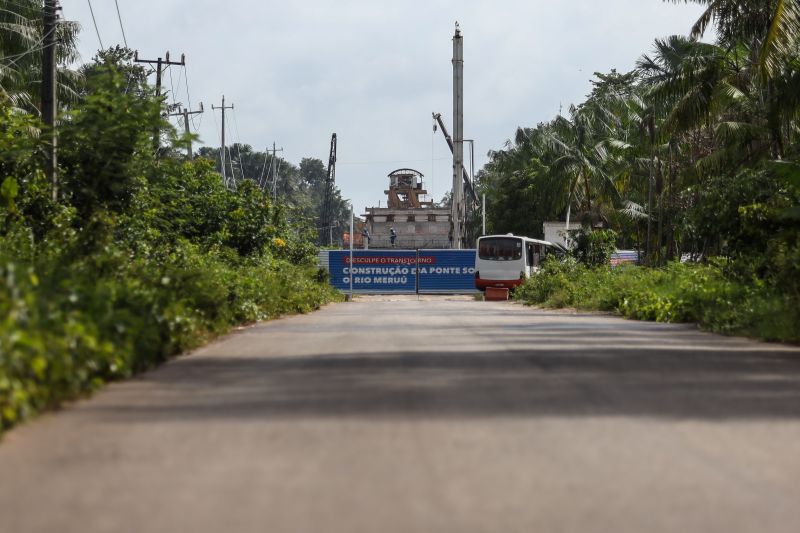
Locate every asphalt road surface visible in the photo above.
<box><xmin>2</xmin><ymin>296</ymin><xmax>800</xmax><ymax>533</ymax></box>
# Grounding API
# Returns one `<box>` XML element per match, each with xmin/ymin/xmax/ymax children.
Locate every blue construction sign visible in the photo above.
<box><xmin>320</xmin><ymin>250</ymin><xmax>477</xmax><ymax>294</ymax></box>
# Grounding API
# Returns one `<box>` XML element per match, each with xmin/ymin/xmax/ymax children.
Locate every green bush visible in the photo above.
<box><xmin>0</xmin><ymin>226</ymin><xmax>340</xmax><ymax>430</ymax></box>
<box><xmin>515</xmin><ymin>258</ymin><xmax>799</xmax><ymax>344</ymax></box>
<box><xmin>567</xmin><ymin>227</ymin><xmax>618</xmax><ymax>266</ymax></box>
<box><xmin>0</xmin><ymin>57</ymin><xmax>341</xmax><ymax>435</ymax></box>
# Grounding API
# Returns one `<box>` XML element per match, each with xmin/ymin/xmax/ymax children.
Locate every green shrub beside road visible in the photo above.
<box><xmin>515</xmin><ymin>258</ymin><xmax>799</xmax><ymax>344</ymax></box>
<box><xmin>0</xmin><ymin>56</ymin><xmax>340</xmax><ymax>434</ymax></box>
<box><xmin>0</xmin><ymin>238</ymin><xmax>338</xmax><ymax>430</ymax></box>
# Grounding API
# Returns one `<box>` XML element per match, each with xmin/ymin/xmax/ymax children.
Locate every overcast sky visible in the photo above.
<box><xmin>63</xmin><ymin>1</ymin><xmax>705</xmax><ymax>214</ymax></box>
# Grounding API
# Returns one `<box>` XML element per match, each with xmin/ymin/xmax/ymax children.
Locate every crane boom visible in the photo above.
<box><xmin>433</xmin><ymin>112</ymin><xmax>478</xmax><ymax>203</ymax></box>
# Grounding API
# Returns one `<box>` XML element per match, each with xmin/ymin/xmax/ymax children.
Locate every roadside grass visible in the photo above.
<box><xmin>514</xmin><ymin>258</ymin><xmax>799</xmax><ymax>344</ymax></box>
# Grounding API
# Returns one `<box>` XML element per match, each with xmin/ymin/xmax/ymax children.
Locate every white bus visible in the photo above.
<box><xmin>474</xmin><ymin>234</ymin><xmax>554</xmax><ymax>291</ymax></box>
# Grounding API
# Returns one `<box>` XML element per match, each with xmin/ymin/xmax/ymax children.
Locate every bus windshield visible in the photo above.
<box><xmin>479</xmin><ymin>237</ymin><xmax>523</xmax><ymax>261</ymax></box>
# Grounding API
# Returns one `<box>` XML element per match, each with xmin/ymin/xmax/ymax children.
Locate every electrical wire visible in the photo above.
<box><xmin>211</xmin><ymin>105</ymin><xmax>224</xmax><ymax>182</ymax></box>
<box><xmin>257</xmin><ymin>149</ymin><xmax>270</xmax><ymax>189</ymax></box>
<box><xmin>174</xmin><ymin>66</ymin><xmax>191</xmax><ymax>131</ymax></box>
<box><xmin>113</xmin><ymin>0</ymin><xmax>128</xmax><ymax>48</ymax></box>
<box><xmin>224</xmin><ymin>110</ymin><xmax>238</xmax><ymax>183</ymax></box>
<box><xmin>1</xmin><ymin>26</ymin><xmax>56</xmax><ymax>68</ymax></box>
<box><xmin>274</xmin><ymin>157</ymin><xmax>283</xmax><ymax>199</ymax></box>
<box><xmin>236</xmin><ymin>145</ymin><xmax>246</xmax><ymax>182</ymax></box>
<box><xmin>266</xmin><ymin>152</ymin><xmax>275</xmax><ymax>193</ymax></box>
<box><xmin>182</xmin><ymin>64</ymin><xmax>200</xmax><ymax>131</ymax></box>
<box><xmin>226</xmin><ymin>145</ymin><xmax>236</xmax><ymax>184</ymax></box>
<box><xmin>167</xmin><ymin>65</ymin><xmax>182</xmax><ymax>129</ymax></box>
<box><xmin>1</xmin><ymin>43</ymin><xmax>46</xmax><ymax>66</ymax></box>
<box><xmin>193</xmin><ymin>111</ymin><xmax>203</xmax><ymax>135</ymax></box>
<box><xmin>231</xmin><ymin>108</ymin><xmax>244</xmax><ymax>145</ymax></box>
<box><xmin>231</xmin><ymin>109</ymin><xmax>247</xmax><ymax>181</ymax></box>
<box><xmin>174</xmin><ymin>64</ymin><xmax>184</xmax><ymax>106</ymax></box>
<box><xmin>167</xmin><ymin>65</ymin><xmax>176</xmax><ymax>105</ymax></box>
<box><xmin>86</xmin><ymin>0</ymin><xmax>104</xmax><ymax>49</ymax></box>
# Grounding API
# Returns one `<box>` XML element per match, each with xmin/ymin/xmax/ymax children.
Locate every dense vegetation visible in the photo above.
<box><xmin>196</xmin><ymin>145</ymin><xmax>352</xmax><ymax>246</ymax></box>
<box><xmin>477</xmin><ymin>2</ymin><xmax>800</xmax><ymax>340</ymax></box>
<box><xmin>516</xmin><ymin>258</ymin><xmax>798</xmax><ymax>343</ymax></box>
<box><xmin>1</xmin><ymin>11</ymin><xmax>340</xmax><ymax>432</ymax></box>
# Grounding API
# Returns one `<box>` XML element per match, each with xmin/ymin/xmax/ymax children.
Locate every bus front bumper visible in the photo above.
<box><xmin>475</xmin><ymin>278</ymin><xmax>524</xmax><ymax>290</ymax></box>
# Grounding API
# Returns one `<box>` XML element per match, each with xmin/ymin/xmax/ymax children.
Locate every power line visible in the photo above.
<box><xmin>257</xmin><ymin>149</ymin><xmax>270</xmax><ymax>189</ymax></box>
<box><xmin>174</xmin><ymin>66</ymin><xmax>189</xmax><ymax>130</ymax></box>
<box><xmin>226</xmin><ymin>144</ymin><xmax>236</xmax><ymax>184</ymax></box>
<box><xmin>193</xmin><ymin>109</ymin><xmax>203</xmax><ymax>134</ymax></box>
<box><xmin>86</xmin><ymin>0</ymin><xmax>104</xmax><ymax>49</ymax></box>
<box><xmin>182</xmin><ymin>64</ymin><xmax>200</xmax><ymax>131</ymax></box>
<box><xmin>274</xmin><ymin>156</ymin><xmax>283</xmax><ymax>198</ymax></box>
<box><xmin>230</xmin><ymin>108</ymin><xmax>246</xmax><ymax>182</ymax></box>
<box><xmin>1</xmin><ymin>26</ymin><xmax>57</xmax><ymax>68</ymax></box>
<box><xmin>212</xmin><ymin>95</ymin><xmax>234</xmax><ymax>187</ymax></box>
<box><xmin>2</xmin><ymin>43</ymin><xmax>46</xmax><ymax>66</ymax></box>
<box><xmin>167</xmin><ymin>103</ymin><xmax>203</xmax><ymax>160</ymax></box>
<box><xmin>134</xmin><ymin>51</ymin><xmax>185</xmax><ymax>152</ymax></box>
<box><xmin>211</xmin><ymin>105</ymin><xmax>222</xmax><ymax>171</ymax></box>
<box><xmin>267</xmin><ymin>142</ymin><xmax>284</xmax><ymax>199</ymax></box>
<box><xmin>167</xmin><ymin>65</ymin><xmax>181</xmax><ymax>129</ymax></box>
<box><xmin>113</xmin><ymin>0</ymin><xmax>128</xmax><ymax>48</ymax></box>
<box><xmin>174</xmin><ymin>65</ymin><xmax>185</xmax><ymax>104</ymax></box>
<box><xmin>231</xmin><ymin>107</ymin><xmax>244</xmax><ymax>146</ymax></box>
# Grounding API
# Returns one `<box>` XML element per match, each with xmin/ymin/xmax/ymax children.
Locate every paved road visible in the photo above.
<box><xmin>2</xmin><ymin>296</ymin><xmax>800</xmax><ymax>533</ymax></box>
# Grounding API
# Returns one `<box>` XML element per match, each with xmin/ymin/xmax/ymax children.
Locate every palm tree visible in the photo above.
<box><xmin>1</xmin><ymin>0</ymin><xmax>81</xmax><ymax>113</ymax></box>
<box><xmin>544</xmin><ymin>102</ymin><xmax>624</xmax><ymax>228</ymax></box>
<box><xmin>665</xmin><ymin>0</ymin><xmax>800</xmax><ymax>79</ymax></box>
<box><xmin>482</xmin><ymin>126</ymin><xmax>569</xmax><ymax>236</ymax></box>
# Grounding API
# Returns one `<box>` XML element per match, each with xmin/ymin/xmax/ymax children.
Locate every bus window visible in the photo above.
<box><xmin>526</xmin><ymin>243</ymin><xmax>535</xmax><ymax>267</ymax></box>
<box><xmin>479</xmin><ymin>237</ymin><xmax>522</xmax><ymax>261</ymax></box>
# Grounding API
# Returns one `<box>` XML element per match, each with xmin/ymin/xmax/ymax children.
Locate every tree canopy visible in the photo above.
<box><xmin>479</xmin><ymin>0</ymin><xmax>800</xmax><ymax>286</ymax></box>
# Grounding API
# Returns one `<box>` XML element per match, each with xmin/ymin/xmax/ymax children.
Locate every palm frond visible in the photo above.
<box><xmin>760</xmin><ymin>0</ymin><xmax>800</xmax><ymax>78</ymax></box>
<box><xmin>620</xmin><ymin>200</ymin><xmax>648</xmax><ymax>221</ymax></box>
<box><xmin>714</xmin><ymin>120</ymin><xmax>766</xmax><ymax>145</ymax></box>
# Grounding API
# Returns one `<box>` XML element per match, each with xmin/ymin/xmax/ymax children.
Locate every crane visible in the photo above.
<box><xmin>320</xmin><ymin>133</ymin><xmax>338</xmax><ymax>246</ymax></box>
<box><xmin>432</xmin><ymin>112</ymin><xmax>479</xmax><ymax>204</ymax></box>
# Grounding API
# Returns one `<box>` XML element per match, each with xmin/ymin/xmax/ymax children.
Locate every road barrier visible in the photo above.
<box><xmin>318</xmin><ymin>249</ymin><xmax>478</xmax><ymax>294</ymax></box>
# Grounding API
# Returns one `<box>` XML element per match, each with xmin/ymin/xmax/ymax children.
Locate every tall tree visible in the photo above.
<box><xmin>0</xmin><ymin>0</ymin><xmax>81</xmax><ymax>113</ymax></box>
<box><xmin>667</xmin><ymin>0</ymin><xmax>800</xmax><ymax>78</ymax></box>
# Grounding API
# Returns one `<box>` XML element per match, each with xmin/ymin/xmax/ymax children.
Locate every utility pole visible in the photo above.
<box><xmin>452</xmin><ymin>22</ymin><xmax>465</xmax><ymax>249</ymax></box>
<box><xmin>268</xmin><ymin>142</ymin><xmax>284</xmax><ymax>198</ymax></box>
<box><xmin>42</xmin><ymin>0</ymin><xmax>59</xmax><ymax>201</ymax></box>
<box><xmin>321</xmin><ymin>133</ymin><xmax>337</xmax><ymax>246</ymax></box>
<box><xmin>135</xmin><ymin>51</ymin><xmax>186</xmax><ymax>152</ymax></box>
<box><xmin>212</xmin><ymin>96</ymin><xmax>234</xmax><ymax>187</ymax></box>
<box><xmin>168</xmin><ymin>103</ymin><xmax>204</xmax><ymax>160</ymax></box>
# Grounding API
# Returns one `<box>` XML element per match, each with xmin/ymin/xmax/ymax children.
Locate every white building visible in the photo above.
<box><xmin>543</xmin><ymin>221</ymin><xmax>581</xmax><ymax>249</ymax></box>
